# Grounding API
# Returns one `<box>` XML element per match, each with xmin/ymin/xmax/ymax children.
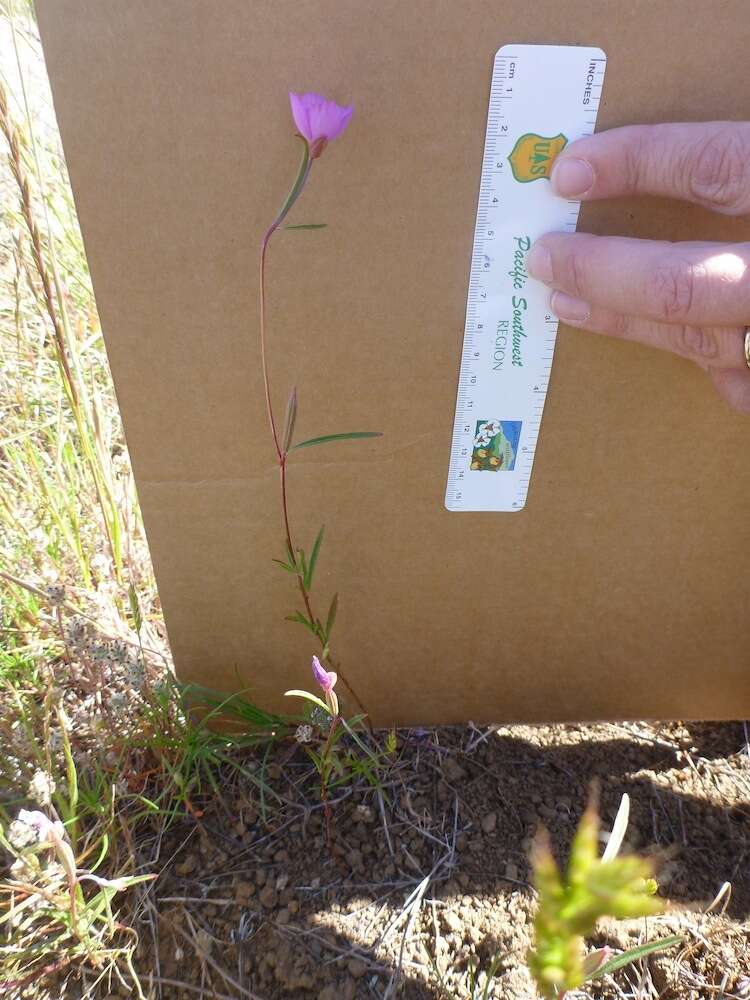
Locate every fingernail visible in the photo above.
<box><xmin>526</xmin><ymin>243</ymin><xmax>553</xmax><ymax>283</ymax></box>
<box><xmin>551</xmin><ymin>157</ymin><xmax>595</xmax><ymax>197</ymax></box>
<box><xmin>550</xmin><ymin>290</ymin><xmax>590</xmax><ymax>323</ymax></box>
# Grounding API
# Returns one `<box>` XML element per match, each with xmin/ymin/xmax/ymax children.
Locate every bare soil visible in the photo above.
<box><xmin>124</xmin><ymin>721</ymin><xmax>750</xmax><ymax>999</ymax></box>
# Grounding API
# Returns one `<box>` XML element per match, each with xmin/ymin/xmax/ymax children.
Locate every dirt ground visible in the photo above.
<box><xmin>114</xmin><ymin>721</ymin><xmax>749</xmax><ymax>999</ymax></box>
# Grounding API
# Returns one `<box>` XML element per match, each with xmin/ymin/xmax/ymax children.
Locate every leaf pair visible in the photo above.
<box><xmin>281</xmin><ymin>386</ymin><xmax>382</xmax><ymax>455</ymax></box>
<box><xmin>284</xmin><ymin>591</ymin><xmax>337</xmax><ymax>652</ymax></box>
<box><xmin>274</xmin><ymin>525</ymin><xmax>323</xmax><ymax>589</ymax></box>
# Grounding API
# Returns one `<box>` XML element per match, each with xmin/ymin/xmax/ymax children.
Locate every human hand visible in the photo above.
<box><xmin>526</xmin><ymin>123</ymin><xmax>750</xmax><ymax>412</ymax></box>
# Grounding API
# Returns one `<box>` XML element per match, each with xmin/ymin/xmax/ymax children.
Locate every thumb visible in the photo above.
<box><xmin>550</xmin><ymin>122</ymin><xmax>750</xmax><ymax>216</ymax></box>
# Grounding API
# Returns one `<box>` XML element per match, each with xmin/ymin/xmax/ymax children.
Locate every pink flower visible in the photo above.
<box><xmin>289</xmin><ymin>92</ymin><xmax>353</xmax><ymax>158</ymax></box>
<box><xmin>312</xmin><ymin>655</ymin><xmax>337</xmax><ymax>692</ymax></box>
<box><xmin>581</xmin><ymin>947</ymin><xmax>614</xmax><ymax>978</ymax></box>
<box><xmin>312</xmin><ymin>655</ymin><xmax>339</xmax><ymax>716</ymax></box>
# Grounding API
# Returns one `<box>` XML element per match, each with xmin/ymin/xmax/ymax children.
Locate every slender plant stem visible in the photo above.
<box><xmin>320</xmin><ymin>713</ymin><xmax>339</xmax><ymax>850</ymax></box>
<box><xmin>258</xmin><ymin>142</ymin><xmax>368</xmax><ymax>719</ymax></box>
<box><xmin>278</xmin><ymin>455</ymin><xmax>367</xmax><ymax>716</ymax></box>
<box><xmin>259</xmin><ymin>231</ymin><xmax>281</xmax><ymax>459</ymax></box>
<box><xmin>55</xmin><ymin>605</ymin><xmax>70</xmax><ymax>664</ymax></box>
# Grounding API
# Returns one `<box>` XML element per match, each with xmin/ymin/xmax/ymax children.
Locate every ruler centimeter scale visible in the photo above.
<box><xmin>445</xmin><ymin>45</ymin><xmax>607</xmax><ymax>512</ymax></box>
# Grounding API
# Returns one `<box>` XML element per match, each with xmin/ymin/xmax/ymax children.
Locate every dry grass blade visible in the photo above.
<box><xmin>602</xmin><ymin>792</ymin><xmax>630</xmax><ymax>862</ymax></box>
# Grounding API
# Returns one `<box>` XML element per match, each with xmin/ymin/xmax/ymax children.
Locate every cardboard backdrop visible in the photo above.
<box><xmin>37</xmin><ymin>0</ymin><xmax>749</xmax><ymax>725</ymax></box>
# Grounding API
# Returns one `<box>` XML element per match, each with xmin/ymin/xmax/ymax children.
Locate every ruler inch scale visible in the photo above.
<box><xmin>445</xmin><ymin>44</ymin><xmax>607</xmax><ymax>512</ymax></box>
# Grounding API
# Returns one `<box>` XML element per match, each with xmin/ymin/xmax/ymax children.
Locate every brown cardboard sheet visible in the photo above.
<box><xmin>36</xmin><ymin>1</ymin><xmax>750</xmax><ymax>724</ymax></box>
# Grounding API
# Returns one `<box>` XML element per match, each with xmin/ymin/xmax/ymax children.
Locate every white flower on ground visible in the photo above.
<box><xmin>108</xmin><ymin>691</ymin><xmax>128</xmax><ymax>713</ymax></box>
<box><xmin>12</xmin><ymin>811</ymin><xmax>77</xmax><ymax>885</ymax></box>
<box><xmin>7</xmin><ymin>817</ymin><xmax>38</xmax><ymax>850</ymax></box>
<box><xmin>295</xmin><ymin>723</ymin><xmax>313</xmax><ymax>744</ymax></box>
<box><xmin>125</xmin><ymin>659</ymin><xmax>146</xmax><ymax>690</ymax></box>
<box><xmin>64</xmin><ymin>614</ymin><xmax>90</xmax><ymax>649</ymax></box>
<box><xmin>46</xmin><ymin>584</ymin><xmax>66</xmax><ymax>606</ymax></box>
<box><xmin>28</xmin><ymin>769</ymin><xmax>55</xmax><ymax>807</ymax></box>
<box><xmin>14</xmin><ymin>809</ymin><xmax>66</xmax><ymax>848</ymax></box>
<box><xmin>10</xmin><ymin>855</ymin><xmax>36</xmax><ymax>880</ymax></box>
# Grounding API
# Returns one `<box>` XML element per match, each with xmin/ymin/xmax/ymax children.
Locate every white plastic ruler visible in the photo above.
<box><xmin>445</xmin><ymin>44</ymin><xmax>606</xmax><ymax>511</ymax></box>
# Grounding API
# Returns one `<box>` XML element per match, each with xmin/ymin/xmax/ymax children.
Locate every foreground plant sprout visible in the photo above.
<box><xmin>528</xmin><ymin>792</ymin><xmax>681</xmax><ymax>998</ymax></box>
<box><xmin>285</xmin><ymin>657</ymin><xmax>393</xmax><ymax>846</ymax></box>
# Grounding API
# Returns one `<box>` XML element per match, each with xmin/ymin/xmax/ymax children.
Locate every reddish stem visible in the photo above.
<box><xmin>279</xmin><ymin>455</ymin><xmax>368</xmax><ymax>718</ymax></box>
<box><xmin>259</xmin><ymin>156</ymin><xmax>368</xmax><ymax>721</ymax></box>
<box><xmin>259</xmin><ymin>231</ymin><xmax>282</xmax><ymax>459</ymax></box>
<box><xmin>320</xmin><ymin>714</ymin><xmax>339</xmax><ymax>849</ymax></box>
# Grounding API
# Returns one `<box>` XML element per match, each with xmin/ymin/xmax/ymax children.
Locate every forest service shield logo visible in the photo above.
<box><xmin>508</xmin><ymin>132</ymin><xmax>568</xmax><ymax>182</ymax></box>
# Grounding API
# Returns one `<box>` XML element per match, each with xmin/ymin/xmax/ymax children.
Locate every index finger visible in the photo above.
<box><xmin>526</xmin><ymin>232</ymin><xmax>750</xmax><ymax>327</ymax></box>
<box><xmin>550</xmin><ymin>122</ymin><xmax>750</xmax><ymax>216</ymax></box>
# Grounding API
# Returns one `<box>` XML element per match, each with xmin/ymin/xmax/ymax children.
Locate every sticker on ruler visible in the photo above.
<box><xmin>445</xmin><ymin>44</ymin><xmax>607</xmax><ymax>512</ymax></box>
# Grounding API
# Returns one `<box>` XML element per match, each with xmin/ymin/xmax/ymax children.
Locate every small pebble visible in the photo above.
<box><xmin>354</xmin><ymin>803</ymin><xmax>375</xmax><ymax>823</ymax></box>
<box><xmin>346</xmin><ymin>848</ymin><xmax>363</xmax><ymax>870</ymax></box>
<box><xmin>442</xmin><ymin>909</ymin><xmax>463</xmax><ymax>934</ymax></box>
<box><xmin>348</xmin><ymin>958</ymin><xmax>367</xmax><ymax>979</ymax></box>
<box><xmin>443</xmin><ymin>757</ymin><xmax>467</xmax><ymax>782</ymax></box>
<box><xmin>235</xmin><ymin>880</ymin><xmax>255</xmax><ymax>902</ymax></box>
<box><xmin>481</xmin><ymin>811</ymin><xmax>497</xmax><ymax>834</ymax></box>
<box><xmin>174</xmin><ymin>854</ymin><xmax>198</xmax><ymax>877</ymax></box>
<box><xmin>275</xmin><ymin>872</ymin><xmax>289</xmax><ymax>891</ymax></box>
<box><xmin>259</xmin><ymin>886</ymin><xmax>278</xmax><ymax>909</ymax></box>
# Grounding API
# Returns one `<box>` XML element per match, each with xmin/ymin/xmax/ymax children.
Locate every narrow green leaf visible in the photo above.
<box><xmin>284</xmin><ymin>689</ymin><xmax>330</xmax><ymax>713</ymax></box>
<box><xmin>91</xmin><ymin>832</ymin><xmax>110</xmax><ymax>873</ymax></box>
<box><xmin>586</xmin><ymin>936</ymin><xmax>683</xmax><ymax>981</ymax></box>
<box><xmin>135</xmin><ymin>796</ymin><xmax>160</xmax><ymax>812</ymax></box>
<box><xmin>345</xmin><ymin>713</ymin><xmax>368</xmax><ymax>728</ymax></box>
<box><xmin>325</xmin><ymin>593</ymin><xmax>338</xmax><ymax>641</ymax></box>
<box><xmin>272</xmin><ymin>558</ymin><xmax>297</xmax><ymax>574</ymax></box>
<box><xmin>128</xmin><ymin>584</ymin><xmax>142</xmax><ymax>634</ymax></box>
<box><xmin>297</xmin><ymin>548</ymin><xmax>308</xmax><ymax>583</ymax></box>
<box><xmin>305</xmin><ymin>525</ymin><xmax>325</xmax><ymax>589</ymax></box>
<box><xmin>291</xmin><ymin>431</ymin><xmax>383</xmax><ymax>451</ymax></box>
<box><xmin>282</xmin><ymin>386</ymin><xmax>298</xmax><ymax>453</ymax></box>
<box><xmin>285</xmin><ymin>611</ymin><xmax>317</xmax><ymax>635</ymax></box>
<box><xmin>284</xmin><ymin>223</ymin><xmax>328</xmax><ymax>230</ymax></box>
<box><xmin>339</xmin><ymin>716</ymin><xmax>378</xmax><ymax>764</ymax></box>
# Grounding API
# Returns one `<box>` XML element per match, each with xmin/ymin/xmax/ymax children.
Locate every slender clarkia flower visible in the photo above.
<box><xmin>289</xmin><ymin>92</ymin><xmax>353</xmax><ymax>158</ymax></box>
<box><xmin>312</xmin><ymin>654</ymin><xmax>339</xmax><ymax>715</ymax></box>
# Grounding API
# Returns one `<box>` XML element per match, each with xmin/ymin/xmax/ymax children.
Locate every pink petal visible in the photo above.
<box><xmin>289</xmin><ymin>92</ymin><xmax>313</xmax><ymax>142</ymax></box>
<box><xmin>289</xmin><ymin>92</ymin><xmax>353</xmax><ymax>144</ymax></box>
<box><xmin>308</xmin><ymin>98</ymin><xmax>353</xmax><ymax>142</ymax></box>
<box><xmin>312</xmin><ymin>655</ymin><xmax>334</xmax><ymax>691</ymax></box>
